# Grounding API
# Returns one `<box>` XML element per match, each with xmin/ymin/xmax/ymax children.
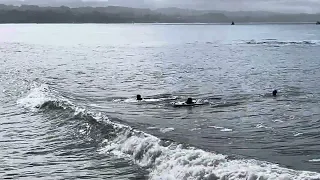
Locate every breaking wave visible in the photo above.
<box><xmin>244</xmin><ymin>40</ymin><xmax>320</xmax><ymax>46</ymax></box>
<box><xmin>17</xmin><ymin>84</ymin><xmax>320</xmax><ymax>180</ymax></box>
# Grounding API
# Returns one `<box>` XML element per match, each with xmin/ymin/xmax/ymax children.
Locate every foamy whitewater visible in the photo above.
<box><xmin>2</xmin><ymin>24</ymin><xmax>320</xmax><ymax>179</ymax></box>
<box><xmin>17</xmin><ymin>84</ymin><xmax>320</xmax><ymax>180</ymax></box>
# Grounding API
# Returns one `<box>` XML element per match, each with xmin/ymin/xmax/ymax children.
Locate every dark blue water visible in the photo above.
<box><xmin>1</xmin><ymin>24</ymin><xmax>320</xmax><ymax>179</ymax></box>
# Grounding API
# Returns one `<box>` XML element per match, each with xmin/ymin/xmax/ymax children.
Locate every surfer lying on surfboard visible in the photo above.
<box><xmin>172</xmin><ymin>97</ymin><xmax>207</xmax><ymax>107</ymax></box>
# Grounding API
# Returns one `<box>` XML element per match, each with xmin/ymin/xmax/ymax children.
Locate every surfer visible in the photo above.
<box><xmin>172</xmin><ymin>97</ymin><xmax>206</xmax><ymax>107</ymax></box>
<box><xmin>186</xmin><ymin>98</ymin><xmax>194</xmax><ymax>104</ymax></box>
<box><xmin>272</xmin><ymin>90</ymin><xmax>277</xmax><ymax>97</ymax></box>
<box><xmin>137</xmin><ymin>94</ymin><xmax>143</xmax><ymax>101</ymax></box>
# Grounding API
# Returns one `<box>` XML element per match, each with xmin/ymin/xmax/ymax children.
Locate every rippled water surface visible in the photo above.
<box><xmin>1</xmin><ymin>24</ymin><xmax>320</xmax><ymax>179</ymax></box>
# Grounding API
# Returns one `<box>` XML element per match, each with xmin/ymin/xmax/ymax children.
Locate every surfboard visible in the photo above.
<box><xmin>172</xmin><ymin>100</ymin><xmax>205</xmax><ymax>107</ymax></box>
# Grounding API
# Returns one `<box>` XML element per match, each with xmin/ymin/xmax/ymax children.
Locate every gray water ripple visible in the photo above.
<box><xmin>1</xmin><ymin>24</ymin><xmax>320</xmax><ymax>179</ymax></box>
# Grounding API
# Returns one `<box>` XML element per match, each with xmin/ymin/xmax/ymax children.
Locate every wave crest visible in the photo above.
<box><xmin>245</xmin><ymin>40</ymin><xmax>319</xmax><ymax>46</ymax></box>
<box><xmin>18</xmin><ymin>84</ymin><xmax>320</xmax><ymax>180</ymax></box>
<box><xmin>100</xmin><ymin>127</ymin><xmax>320</xmax><ymax>180</ymax></box>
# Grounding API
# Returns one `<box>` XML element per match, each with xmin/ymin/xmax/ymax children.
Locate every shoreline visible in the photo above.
<box><xmin>0</xmin><ymin>22</ymin><xmax>318</xmax><ymax>25</ymax></box>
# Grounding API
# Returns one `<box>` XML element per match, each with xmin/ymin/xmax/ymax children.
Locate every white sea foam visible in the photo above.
<box><xmin>191</xmin><ymin>128</ymin><xmax>201</xmax><ymax>131</ymax></box>
<box><xmin>17</xmin><ymin>83</ymin><xmax>73</xmax><ymax>112</ymax></box>
<box><xmin>294</xmin><ymin>133</ymin><xmax>303</xmax><ymax>137</ymax></box>
<box><xmin>256</xmin><ymin>124</ymin><xmax>265</xmax><ymax>129</ymax></box>
<box><xmin>220</xmin><ymin>128</ymin><xmax>233</xmax><ymax>132</ymax></box>
<box><xmin>19</xmin><ymin>85</ymin><xmax>320</xmax><ymax>180</ymax></box>
<box><xmin>17</xmin><ymin>84</ymin><xmax>52</xmax><ymax>111</ymax></box>
<box><xmin>273</xmin><ymin>119</ymin><xmax>284</xmax><ymax>123</ymax></box>
<box><xmin>100</xmin><ymin>127</ymin><xmax>320</xmax><ymax>180</ymax></box>
<box><xmin>208</xmin><ymin>126</ymin><xmax>233</xmax><ymax>132</ymax></box>
<box><xmin>245</xmin><ymin>40</ymin><xmax>320</xmax><ymax>46</ymax></box>
<box><xmin>160</xmin><ymin>127</ymin><xmax>175</xmax><ymax>133</ymax></box>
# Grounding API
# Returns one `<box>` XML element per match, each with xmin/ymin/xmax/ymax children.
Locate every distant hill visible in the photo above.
<box><xmin>154</xmin><ymin>8</ymin><xmax>281</xmax><ymax>18</ymax></box>
<box><xmin>154</xmin><ymin>7</ymin><xmax>204</xmax><ymax>16</ymax></box>
<box><xmin>0</xmin><ymin>4</ymin><xmax>319</xmax><ymax>23</ymax></box>
<box><xmin>151</xmin><ymin>7</ymin><xmax>320</xmax><ymax>23</ymax></box>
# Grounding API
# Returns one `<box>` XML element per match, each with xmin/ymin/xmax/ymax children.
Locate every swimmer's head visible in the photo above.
<box><xmin>272</xmin><ymin>90</ymin><xmax>278</xmax><ymax>97</ymax></box>
<box><xmin>186</xmin><ymin>97</ymin><xmax>193</xmax><ymax>104</ymax></box>
<box><xmin>137</xmin><ymin>94</ymin><xmax>142</xmax><ymax>100</ymax></box>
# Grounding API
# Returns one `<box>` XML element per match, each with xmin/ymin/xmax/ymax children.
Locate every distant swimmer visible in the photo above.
<box><xmin>137</xmin><ymin>94</ymin><xmax>143</xmax><ymax>101</ymax></box>
<box><xmin>273</xmin><ymin>90</ymin><xmax>278</xmax><ymax>97</ymax></box>
<box><xmin>186</xmin><ymin>98</ymin><xmax>194</xmax><ymax>104</ymax></box>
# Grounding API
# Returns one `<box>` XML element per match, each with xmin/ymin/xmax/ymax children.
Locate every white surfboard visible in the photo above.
<box><xmin>172</xmin><ymin>100</ymin><xmax>206</xmax><ymax>107</ymax></box>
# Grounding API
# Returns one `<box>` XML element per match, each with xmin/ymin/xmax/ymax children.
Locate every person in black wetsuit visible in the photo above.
<box><xmin>137</xmin><ymin>94</ymin><xmax>143</xmax><ymax>100</ymax></box>
<box><xmin>186</xmin><ymin>98</ymin><xmax>194</xmax><ymax>104</ymax></box>
<box><xmin>272</xmin><ymin>90</ymin><xmax>278</xmax><ymax>97</ymax></box>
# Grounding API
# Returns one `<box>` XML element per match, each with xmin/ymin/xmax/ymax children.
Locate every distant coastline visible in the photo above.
<box><xmin>0</xmin><ymin>22</ymin><xmax>318</xmax><ymax>25</ymax></box>
<box><xmin>0</xmin><ymin>4</ymin><xmax>319</xmax><ymax>24</ymax></box>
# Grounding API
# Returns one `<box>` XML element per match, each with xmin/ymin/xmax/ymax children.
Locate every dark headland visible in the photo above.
<box><xmin>0</xmin><ymin>4</ymin><xmax>320</xmax><ymax>24</ymax></box>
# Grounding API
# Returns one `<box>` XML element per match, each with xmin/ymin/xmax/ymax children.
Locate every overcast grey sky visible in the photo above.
<box><xmin>102</xmin><ymin>0</ymin><xmax>320</xmax><ymax>13</ymax></box>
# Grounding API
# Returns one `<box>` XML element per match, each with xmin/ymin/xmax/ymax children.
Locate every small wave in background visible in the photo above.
<box><xmin>243</xmin><ymin>39</ymin><xmax>320</xmax><ymax>46</ymax></box>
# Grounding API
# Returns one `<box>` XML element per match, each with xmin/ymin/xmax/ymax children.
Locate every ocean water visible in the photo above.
<box><xmin>1</xmin><ymin>23</ymin><xmax>320</xmax><ymax>179</ymax></box>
